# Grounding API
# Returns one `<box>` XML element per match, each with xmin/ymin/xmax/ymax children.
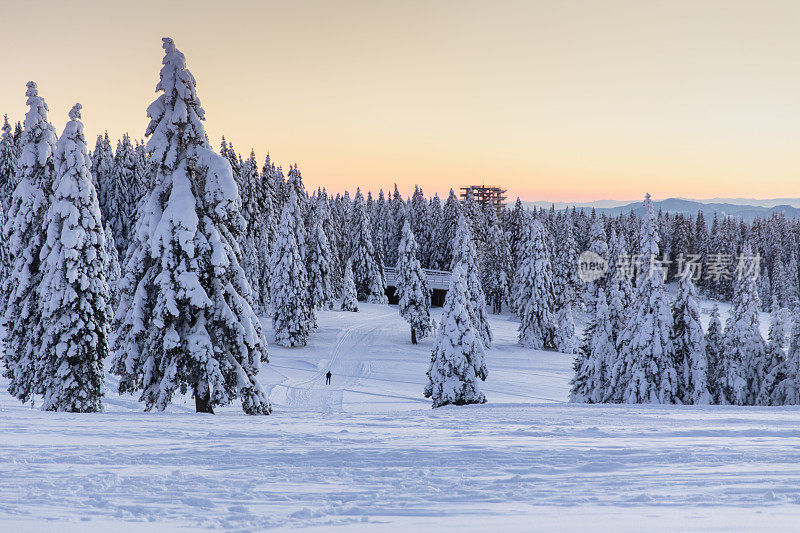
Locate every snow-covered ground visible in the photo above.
<box><xmin>2</xmin><ymin>304</ymin><xmax>800</xmax><ymax>531</ymax></box>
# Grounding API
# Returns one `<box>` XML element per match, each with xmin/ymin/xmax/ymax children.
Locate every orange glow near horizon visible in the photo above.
<box><xmin>2</xmin><ymin>0</ymin><xmax>799</xmax><ymax>203</ymax></box>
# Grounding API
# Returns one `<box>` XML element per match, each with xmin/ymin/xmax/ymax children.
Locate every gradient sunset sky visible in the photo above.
<box><xmin>2</xmin><ymin>0</ymin><xmax>799</xmax><ymax>202</ymax></box>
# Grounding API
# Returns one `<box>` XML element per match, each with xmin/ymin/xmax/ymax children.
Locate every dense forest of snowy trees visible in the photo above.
<box><xmin>2</xmin><ymin>37</ymin><xmax>800</xmax><ymax>411</ymax></box>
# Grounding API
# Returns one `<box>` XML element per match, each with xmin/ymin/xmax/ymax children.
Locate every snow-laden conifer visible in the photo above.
<box><xmin>270</xmin><ymin>188</ymin><xmax>316</xmax><ymax>346</ymax></box>
<box><xmin>1</xmin><ymin>82</ymin><xmax>57</xmax><ymax>404</ymax></box>
<box><xmin>424</xmin><ymin>263</ymin><xmax>487</xmax><ymax>408</ymax></box>
<box><xmin>111</xmin><ymin>38</ymin><xmax>271</xmax><ymax>415</ymax></box>
<box><xmin>552</xmin><ymin>212</ymin><xmax>581</xmax><ymax>311</ymax></box>
<box><xmin>396</xmin><ymin>219</ymin><xmax>432</xmax><ymax>344</ymax></box>
<box><xmin>570</xmin><ymin>289</ymin><xmax>614</xmax><ymax>403</ymax></box>
<box><xmin>37</xmin><ymin>104</ymin><xmax>110</xmax><ymax>412</ymax></box>
<box><xmin>671</xmin><ymin>270</ymin><xmax>710</xmax><ymax>404</ymax></box>
<box><xmin>104</xmin><ymin>224</ymin><xmax>122</xmax><ymax>317</ymax></box>
<box><xmin>0</xmin><ymin>114</ymin><xmax>17</xmax><ymax>213</ymax></box>
<box><xmin>704</xmin><ymin>305</ymin><xmax>725</xmax><ymax>404</ymax></box>
<box><xmin>451</xmin><ymin>213</ymin><xmax>492</xmax><ymax>348</ymax></box>
<box><xmin>758</xmin><ymin>299</ymin><xmax>789</xmax><ymax>405</ymax></box>
<box><xmin>720</xmin><ymin>249</ymin><xmax>765</xmax><ymax>405</ymax></box>
<box><xmin>773</xmin><ymin>306</ymin><xmax>800</xmax><ymax>405</ymax></box>
<box><xmin>349</xmin><ymin>189</ymin><xmax>387</xmax><ymax>303</ymax></box>
<box><xmin>516</xmin><ymin>219</ymin><xmax>555</xmax><ymax>349</ymax></box>
<box><xmin>554</xmin><ymin>305</ymin><xmax>580</xmax><ymax>354</ymax></box>
<box><xmin>611</xmin><ymin>194</ymin><xmax>675</xmax><ymax>404</ymax></box>
<box><xmin>107</xmin><ymin>134</ymin><xmax>137</xmax><ymax>255</ymax></box>
<box><xmin>92</xmin><ymin>132</ymin><xmax>114</xmax><ymax>216</ymax></box>
<box><xmin>483</xmin><ymin>207</ymin><xmax>512</xmax><ymax>314</ymax></box>
<box><xmin>307</xmin><ymin>215</ymin><xmax>334</xmax><ymax>311</ymax></box>
<box><xmin>340</xmin><ymin>259</ymin><xmax>359</xmax><ymax>312</ymax></box>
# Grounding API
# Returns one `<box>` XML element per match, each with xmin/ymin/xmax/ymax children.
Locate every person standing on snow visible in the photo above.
<box><xmin>326</xmin><ymin>371</ymin><xmax>332</xmax><ymax>385</ymax></box>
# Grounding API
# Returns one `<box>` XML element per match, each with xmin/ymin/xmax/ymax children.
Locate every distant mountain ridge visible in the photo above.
<box><xmin>519</xmin><ymin>198</ymin><xmax>800</xmax><ymax>221</ymax></box>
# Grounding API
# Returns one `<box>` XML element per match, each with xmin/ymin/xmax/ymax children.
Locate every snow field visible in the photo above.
<box><xmin>2</xmin><ymin>304</ymin><xmax>800</xmax><ymax>531</ymax></box>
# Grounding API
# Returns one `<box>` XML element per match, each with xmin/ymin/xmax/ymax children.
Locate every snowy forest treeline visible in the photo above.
<box><xmin>1</xmin><ymin>38</ymin><xmax>800</xmax><ymax>413</ymax></box>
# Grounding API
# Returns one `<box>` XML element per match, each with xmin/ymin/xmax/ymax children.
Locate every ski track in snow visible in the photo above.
<box><xmin>2</xmin><ymin>303</ymin><xmax>800</xmax><ymax>532</ymax></box>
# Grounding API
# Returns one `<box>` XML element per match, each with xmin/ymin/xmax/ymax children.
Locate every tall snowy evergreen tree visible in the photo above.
<box><xmin>270</xmin><ymin>190</ymin><xmax>315</xmax><ymax>347</ymax></box>
<box><xmin>349</xmin><ymin>189</ymin><xmax>387</xmax><ymax>303</ymax></box>
<box><xmin>570</xmin><ymin>289</ymin><xmax>614</xmax><ymax>403</ymax></box>
<box><xmin>409</xmin><ymin>185</ymin><xmax>432</xmax><ymax>268</ymax></box>
<box><xmin>1</xmin><ymin>82</ymin><xmax>58</xmax><ymax>404</ymax></box>
<box><xmin>92</xmin><ymin>132</ymin><xmax>114</xmax><ymax>215</ymax></box>
<box><xmin>720</xmin><ymin>249</ymin><xmax>765</xmax><ymax>405</ymax></box>
<box><xmin>758</xmin><ymin>299</ymin><xmax>789</xmax><ymax>405</ymax></box>
<box><xmin>483</xmin><ymin>207</ymin><xmax>512</xmax><ymax>314</ymax></box>
<box><xmin>104</xmin><ymin>224</ymin><xmax>122</xmax><ymax>316</ymax></box>
<box><xmin>0</xmin><ymin>114</ymin><xmax>17</xmax><ymax>213</ymax></box>
<box><xmin>37</xmin><ymin>104</ymin><xmax>110</xmax><ymax>412</ymax></box>
<box><xmin>424</xmin><ymin>263</ymin><xmax>487</xmax><ymax>408</ymax></box>
<box><xmin>396</xmin><ymin>219</ymin><xmax>432</xmax><ymax>344</ymax></box>
<box><xmin>0</xmin><ymin>116</ymin><xmax>16</xmax><ymax>302</ymax></box>
<box><xmin>107</xmin><ymin>134</ymin><xmax>137</xmax><ymax>256</ymax></box>
<box><xmin>516</xmin><ymin>219</ymin><xmax>555</xmax><ymax>350</ymax></box>
<box><xmin>452</xmin><ymin>213</ymin><xmax>492</xmax><ymax>349</ymax></box>
<box><xmin>610</xmin><ymin>194</ymin><xmax>675</xmax><ymax>404</ymax></box>
<box><xmin>431</xmin><ymin>189</ymin><xmax>461</xmax><ymax>270</ymax></box>
<box><xmin>671</xmin><ymin>270</ymin><xmax>710</xmax><ymax>404</ymax></box>
<box><xmin>584</xmin><ymin>217</ymin><xmax>609</xmax><ymax>310</ymax></box>
<box><xmin>552</xmin><ymin>211</ymin><xmax>581</xmax><ymax>311</ymax></box>
<box><xmin>773</xmin><ymin>306</ymin><xmax>800</xmax><ymax>405</ymax></box>
<box><xmin>307</xmin><ymin>214</ymin><xmax>334</xmax><ymax>311</ymax></box>
<box><xmin>554</xmin><ymin>305</ymin><xmax>580</xmax><ymax>355</ymax></box>
<box><xmin>340</xmin><ymin>259</ymin><xmax>359</xmax><ymax>312</ymax></box>
<box><xmin>704</xmin><ymin>305</ymin><xmax>725</xmax><ymax>404</ymax></box>
<box><xmin>238</xmin><ymin>149</ymin><xmax>273</xmax><ymax>311</ymax></box>
<box><xmin>111</xmin><ymin>38</ymin><xmax>271</xmax><ymax>415</ymax></box>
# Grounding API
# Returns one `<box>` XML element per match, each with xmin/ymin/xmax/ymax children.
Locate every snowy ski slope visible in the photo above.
<box><xmin>2</xmin><ymin>304</ymin><xmax>800</xmax><ymax>531</ymax></box>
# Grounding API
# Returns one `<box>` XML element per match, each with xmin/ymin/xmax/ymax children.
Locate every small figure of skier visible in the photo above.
<box><xmin>325</xmin><ymin>371</ymin><xmax>332</xmax><ymax>385</ymax></box>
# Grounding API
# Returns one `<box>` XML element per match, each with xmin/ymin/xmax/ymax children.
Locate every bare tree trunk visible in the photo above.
<box><xmin>411</xmin><ymin>327</ymin><xmax>418</xmax><ymax>345</ymax></box>
<box><xmin>194</xmin><ymin>384</ymin><xmax>214</xmax><ymax>414</ymax></box>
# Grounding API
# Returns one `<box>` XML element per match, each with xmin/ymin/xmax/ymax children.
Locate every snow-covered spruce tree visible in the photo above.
<box><xmin>584</xmin><ymin>217</ymin><xmax>609</xmax><ymax>310</ymax></box>
<box><xmin>516</xmin><ymin>219</ymin><xmax>555</xmax><ymax>350</ymax></box>
<box><xmin>554</xmin><ymin>305</ymin><xmax>580</xmax><ymax>355</ymax></box>
<box><xmin>340</xmin><ymin>259</ymin><xmax>359</xmax><ymax>312</ymax></box>
<box><xmin>397</xmin><ymin>219</ymin><xmax>433</xmax><ymax>344</ymax></box>
<box><xmin>758</xmin><ymin>299</ymin><xmax>789</xmax><ymax>405</ymax></box>
<box><xmin>107</xmin><ymin>134</ymin><xmax>137</xmax><ymax>256</ymax></box>
<box><xmin>431</xmin><ymin>189</ymin><xmax>461</xmax><ymax>270</ymax></box>
<box><xmin>552</xmin><ymin>211</ymin><xmax>581</xmax><ymax>311</ymax></box>
<box><xmin>773</xmin><ymin>306</ymin><xmax>800</xmax><ymax>405</ymax></box>
<box><xmin>704</xmin><ymin>305</ymin><xmax>725</xmax><ymax>404</ymax></box>
<box><xmin>111</xmin><ymin>38</ymin><xmax>271</xmax><ymax>415</ymax></box>
<box><xmin>133</xmin><ymin>139</ymin><xmax>150</xmax><ymax>207</ymax></box>
<box><xmin>720</xmin><ymin>251</ymin><xmax>765</xmax><ymax>405</ymax></box>
<box><xmin>0</xmin><ymin>114</ymin><xmax>17</xmax><ymax>213</ymax></box>
<box><xmin>92</xmin><ymin>132</ymin><xmax>114</xmax><ymax>216</ymax></box>
<box><xmin>424</xmin><ymin>263</ymin><xmax>487</xmax><ymax>408</ymax></box>
<box><xmin>270</xmin><ymin>190</ymin><xmax>315</xmax><ymax>346</ymax></box>
<box><xmin>384</xmin><ymin>184</ymin><xmax>405</xmax><ymax>267</ymax></box>
<box><xmin>452</xmin><ymin>213</ymin><xmax>492</xmax><ymax>349</ymax></box>
<box><xmin>37</xmin><ymin>104</ymin><xmax>110</xmax><ymax>412</ymax></box>
<box><xmin>307</xmin><ymin>215</ymin><xmax>334</xmax><ymax>311</ymax></box>
<box><xmin>1</xmin><ymin>82</ymin><xmax>58</xmax><ymax>404</ymax></box>
<box><xmin>671</xmin><ymin>270</ymin><xmax>710</xmax><ymax>405</ymax></box>
<box><xmin>349</xmin><ymin>189</ymin><xmax>387</xmax><ymax>303</ymax></box>
<box><xmin>610</xmin><ymin>194</ymin><xmax>675</xmax><ymax>404</ymax></box>
<box><xmin>483</xmin><ymin>207</ymin><xmax>512</xmax><ymax>314</ymax></box>
<box><xmin>238</xmin><ymin>150</ymin><xmax>273</xmax><ymax>311</ymax></box>
<box><xmin>409</xmin><ymin>185</ymin><xmax>432</xmax><ymax>268</ymax></box>
<box><xmin>0</xmin><ymin>115</ymin><xmax>15</xmax><ymax>304</ymax></box>
<box><xmin>570</xmin><ymin>289</ymin><xmax>614</xmax><ymax>403</ymax></box>
<box><xmin>104</xmin><ymin>224</ymin><xmax>122</xmax><ymax>316</ymax></box>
